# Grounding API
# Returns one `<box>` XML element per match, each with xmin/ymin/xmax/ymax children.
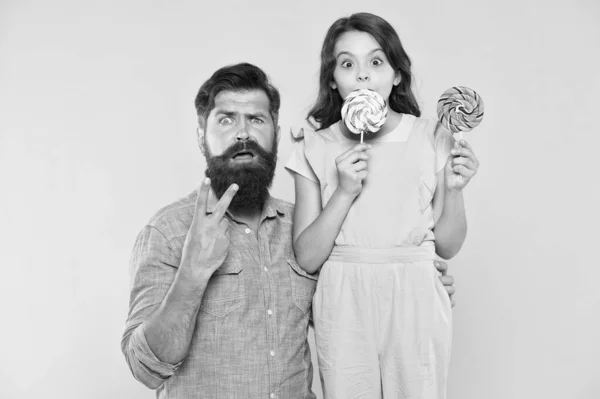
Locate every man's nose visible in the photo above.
<box><xmin>235</xmin><ymin>121</ymin><xmax>250</xmax><ymax>141</ymax></box>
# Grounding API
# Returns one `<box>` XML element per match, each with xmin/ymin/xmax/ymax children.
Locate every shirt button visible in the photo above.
<box><xmin>270</xmin><ymin>350</ymin><xmax>275</xmax><ymax>357</ymax></box>
<box><xmin>270</xmin><ymin>394</ymin><xmax>275</xmax><ymax>399</ymax></box>
<box><xmin>245</xmin><ymin>228</ymin><xmax>252</xmax><ymax>234</ymax></box>
<box><xmin>267</xmin><ymin>309</ymin><xmax>272</xmax><ymax>315</ymax></box>
<box><xmin>264</xmin><ymin>266</ymin><xmax>268</xmax><ymax>272</ymax></box>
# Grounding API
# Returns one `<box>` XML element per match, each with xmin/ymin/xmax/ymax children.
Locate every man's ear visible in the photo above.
<box><xmin>275</xmin><ymin>125</ymin><xmax>281</xmax><ymax>146</ymax></box>
<box><xmin>196</xmin><ymin>125</ymin><xmax>206</xmax><ymax>155</ymax></box>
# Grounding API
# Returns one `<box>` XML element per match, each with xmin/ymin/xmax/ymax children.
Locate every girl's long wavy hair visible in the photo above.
<box><xmin>307</xmin><ymin>13</ymin><xmax>421</xmax><ymax>130</ymax></box>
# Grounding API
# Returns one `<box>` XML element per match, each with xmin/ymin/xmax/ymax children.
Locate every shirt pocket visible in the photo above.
<box><xmin>199</xmin><ymin>263</ymin><xmax>244</xmax><ymax>318</ymax></box>
<box><xmin>287</xmin><ymin>258</ymin><xmax>318</xmax><ymax>314</ymax></box>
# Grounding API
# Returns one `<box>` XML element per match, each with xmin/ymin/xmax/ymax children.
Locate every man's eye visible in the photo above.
<box><xmin>252</xmin><ymin>118</ymin><xmax>264</xmax><ymax>124</ymax></box>
<box><xmin>220</xmin><ymin>117</ymin><xmax>233</xmax><ymax>125</ymax></box>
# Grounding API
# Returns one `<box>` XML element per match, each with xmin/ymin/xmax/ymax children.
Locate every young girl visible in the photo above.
<box><xmin>285</xmin><ymin>12</ymin><xmax>479</xmax><ymax>399</ymax></box>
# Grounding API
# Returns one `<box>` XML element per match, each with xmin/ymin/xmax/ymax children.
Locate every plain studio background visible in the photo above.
<box><xmin>1</xmin><ymin>0</ymin><xmax>598</xmax><ymax>398</ymax></box>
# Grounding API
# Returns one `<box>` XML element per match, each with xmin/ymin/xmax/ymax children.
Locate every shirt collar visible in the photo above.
<box><xmin>203</xmin><ymin>189</ymin><xmax>285</xmax><ymax>219</ymax></box>
<box><xmin>261</xmin><ymin>195</ymin><xmax>285</xmax><ymax>219</ymax></box>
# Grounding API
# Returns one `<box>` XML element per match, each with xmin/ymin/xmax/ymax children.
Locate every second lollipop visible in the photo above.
<box><xmin>437</xmin><ymin>86</ymin><xmax>484</xmax><ymax>140</ymax></box>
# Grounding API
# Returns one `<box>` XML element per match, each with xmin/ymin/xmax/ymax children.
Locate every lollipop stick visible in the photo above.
<box><xmin>360</xmin><ymin>130</ymin><xmax>364</xmax><ymax>143</ymax></box>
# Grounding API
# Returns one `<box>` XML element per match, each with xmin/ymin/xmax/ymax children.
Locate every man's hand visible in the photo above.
<box><xmin>434</xmin><ymin>260</ymin><xmax>456</xmax><ymax>307</ymax></box>
<box><xmin>180</xmin><ymin>178</ymin><xmax>238</xmax><ymax>281</ymax></box>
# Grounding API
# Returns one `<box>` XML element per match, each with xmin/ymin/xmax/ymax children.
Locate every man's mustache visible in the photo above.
<box><xmin>218</xmin><ymin>140</ymin><xmax>271</xmax><ymax>160</ymax></box>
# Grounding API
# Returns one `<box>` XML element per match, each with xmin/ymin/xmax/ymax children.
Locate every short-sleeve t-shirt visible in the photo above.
<box><xmin>285</xmin><ymin>115</ymin><xmax>455</xmax><ymax>248</ymax></box>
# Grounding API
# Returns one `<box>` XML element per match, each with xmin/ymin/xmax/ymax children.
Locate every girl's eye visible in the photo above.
<box><xmin>372</xmin><ymin>58</ymin><xmax>383</xmax><ymax>66</ymax></box>
<box><xmin>341</xmin><ymin>61</ymin><xmax>353</xmax><ymax>68</ymax></box>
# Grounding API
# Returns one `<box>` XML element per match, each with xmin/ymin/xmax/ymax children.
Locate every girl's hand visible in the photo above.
<box><xmin>335</xmin><ymin>143</ymin><xmax>371</xmax><ymax>198</ymax></box>
<box><xmin>444</xmin><ymin>139</ymin><xmax>479</xmax><ymax>191</ymax></box>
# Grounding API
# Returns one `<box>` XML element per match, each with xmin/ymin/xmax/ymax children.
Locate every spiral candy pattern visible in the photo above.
<box><xmin>437</xmin><ymin>86</ymin><xmax>484</xmax><ymax>133</ymax></box>
<box><xmin>341</xmin><ymin>89</ymin><xmax>388</xmax><ymax>135</ymax></box>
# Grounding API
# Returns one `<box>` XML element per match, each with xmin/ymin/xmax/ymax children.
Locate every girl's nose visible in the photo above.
<box><xmin>357</xmin><ymin>70</ymin><xmax>370</xmax><ymax>82</ymax></box>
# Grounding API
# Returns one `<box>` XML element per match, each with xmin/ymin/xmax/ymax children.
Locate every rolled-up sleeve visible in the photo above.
<box><xmin>121</xmin><ymin>225</ymin><xmax>183</xmax><ymax>389</ymax></box>
<box><xmin>285</xmin><ymin>127</ymin><xmax>319</xmax><ymax>183</ymax></box>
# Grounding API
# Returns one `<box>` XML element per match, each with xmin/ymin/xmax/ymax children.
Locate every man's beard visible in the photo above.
<box><xmin>205</xmin><ymin>140</ymin><xmax>277</xmax><ymax>210</ymax></box>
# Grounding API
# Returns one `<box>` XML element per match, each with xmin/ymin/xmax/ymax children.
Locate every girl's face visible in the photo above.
<box><xmin>331</xmin><ymin>30</ymin><xmax>401</xmax><ymax>102</ymax></box>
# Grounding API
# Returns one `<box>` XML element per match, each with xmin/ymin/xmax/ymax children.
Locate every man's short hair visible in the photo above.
<box><xmin>194</xmin><ymin>63</ymin><xmax>281</xmax><ymax>128</ymax></box>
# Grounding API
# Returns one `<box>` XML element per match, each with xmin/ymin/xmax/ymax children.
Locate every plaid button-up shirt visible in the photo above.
<box><xmin>122</xmin><ymin>191</ymin><xmax>317</xmax><ymax>399</ymax></box>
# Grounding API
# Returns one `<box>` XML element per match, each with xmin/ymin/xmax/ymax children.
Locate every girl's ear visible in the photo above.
<box><xmin>330</xmin><ymin>81</ymin><xmax>337</xmax><ymax>90</ymax></box>
<box><xmin>393</xmin><ymin>72</ymin><xmax>401</xmax><ymax>86</ymax></box>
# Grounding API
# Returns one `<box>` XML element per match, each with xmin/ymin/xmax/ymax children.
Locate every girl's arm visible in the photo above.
<box><xmin>433</xmin><ymin>140</ymin><xmax>480</xmax><ymax>259</ymax></box>
<box><xmin>432</xmin><ymin>175</ymin><xmax>467</xmax><ymax>259</ymax></box>
<box><xmin>292</xmin><ymin>143</ymin><xmax>371</xmax><ymax>274</ymax></box>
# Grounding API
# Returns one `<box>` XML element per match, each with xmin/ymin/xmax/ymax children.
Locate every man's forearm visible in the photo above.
<box><xmin>142</xmin><ymin>265</ymin><xmax>211</xmax><ymax>365</ymax></box>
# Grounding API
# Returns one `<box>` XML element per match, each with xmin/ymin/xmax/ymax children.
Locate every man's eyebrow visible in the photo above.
<box><xmin>213</xmin><ymin>109</ymin><xmax>237</xmax><ymax>116</ymax></box>
<box><xmin>213</xmin><ymin>110</ymin><xmax>268</xmax><ymax>118</ymax></box>
<box><xmin>247</xmin><ymin>111</ymin><xmax>269</xmax><ymax>120</ymax></box>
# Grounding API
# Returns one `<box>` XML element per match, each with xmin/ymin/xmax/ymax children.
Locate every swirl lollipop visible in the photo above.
<box><xmin>437</xmin><ymin>86</ymin><xmax>484</xmax><ymax>140</ymax></box>
<box><xmin>341</xmin><ymin>89</ymin><xmax>388</xmax><ymax>143</ymax></box>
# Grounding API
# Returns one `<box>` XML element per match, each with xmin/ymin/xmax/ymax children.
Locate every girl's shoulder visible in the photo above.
<box><xmin>411</xmin><ymin>115</ymin><xmax>438</xmax><ymax>135</ymax></box>
<box><xmin>290</xmin><ymin>120</ymin><xmax>340</xmax><ymax>144</ymax></box>
<box><xmin>315</xmin><ymin>122</ymin><xmax>343</xmax><ymax>143</ymax></box>
<box><xmin>409</xmin><ymin>115</ymin><xmax>450</xmax><ymax>146</ymax></box>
